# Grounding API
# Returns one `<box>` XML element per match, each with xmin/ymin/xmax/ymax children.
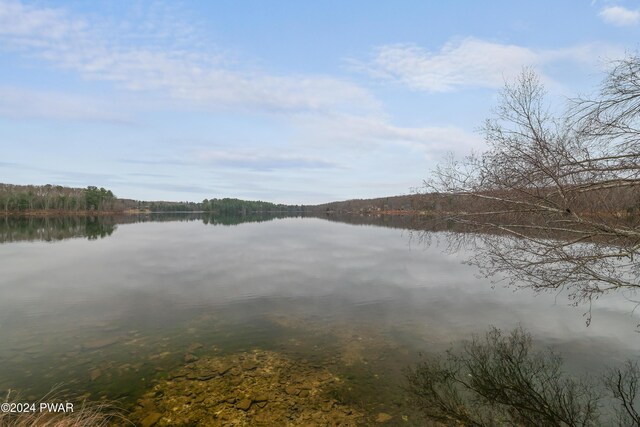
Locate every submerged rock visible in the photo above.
<box><xmin>140</xmin><ymin>412</ymin><xmax>162</xmax><ymax>427</ymax></box>
<box><xmin>196</xmin><ymin>372</ymin><xmax>217</xmax><ymax>381</ymax></box>
<box><xmin>375</xmin><ymin>412</ymin><xmax>393</xmax><ymax>423</ymax></box>
<box><xmin>236</xmin><ymin>398</ymin><xmax>252</xmax><ymax>411</ymax></box>
<box><xmin>241</xmin><ymin>360</ymin><xmax>258</xmax><ymax>371</ymax></box>
<box><xmin>253</xmin><ymin>393</ymin><xmax>268</xmax><ymax>403</ymax></box>
<box><xmin>285</xmin><ymin>386</ymin><xmax>300</xmax><ymax>396</ymax></box>
<box><xmin>82</xmin><ymin>337</ymin><xmax>119</xmax><ymax>350</ymax></box>
<box><xmin>89</xmin><ymin>368</ymin><xmax>102</xmax><ymax>381</ymax></box>
<box><xmin>187</xmin><ymin>342</ymin><xmax>204</xmax><ymax>352</ymax></box>
<box><xmin>130</xmin><ymin>349</ymin><xmax>363</xmax><ymax>426</ymax></box>
<box><xmin>183</xmin><ymin>353</ymin><xmax>199</xmax><ymax>363</ymax></box>
<box><xmin>216</xmin><ymin>362</ymin><xmax>233</xmax><ymax>375</ymax></box>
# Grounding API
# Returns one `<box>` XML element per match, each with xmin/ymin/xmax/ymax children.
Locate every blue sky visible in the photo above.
<box><xmin>1</xmin><ymin>0</ymin><xmax>639</xmax><ymax>204</ymax></box>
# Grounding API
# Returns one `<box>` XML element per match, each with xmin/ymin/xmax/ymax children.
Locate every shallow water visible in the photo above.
<box><xmin>0</xmin><ymin>214</ymin><xmax>638</xmax><ymax>424</ymax></box>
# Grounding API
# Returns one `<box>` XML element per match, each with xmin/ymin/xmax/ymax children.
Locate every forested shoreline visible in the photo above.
<box><xmin>0</xmin><ymin>184</ymin><xmax>124</xmax><ymax>214</ymax></box>
<box><xmin>4</xmin><ymin>181</ymin><xmax>637</xmax><ymax>219</ymax></box>
<box><xmin>0</xmin><ymin>183</ymin><xmax>306</xmax><ymax>216</ymax></box>
<box><xmin>0</xmin><ymin>182</ymin><xmax>443</xmax><ymax>218</ymax></box>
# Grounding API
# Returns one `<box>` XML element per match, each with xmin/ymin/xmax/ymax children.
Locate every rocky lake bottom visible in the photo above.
<box><xmin>1</xmin><ymin>305</ymin><xmax>425</xmax><ymax>426</ymax></box>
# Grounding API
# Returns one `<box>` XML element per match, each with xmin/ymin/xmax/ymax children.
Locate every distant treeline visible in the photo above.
<box><xmin>307</xmin><ymin>194</ymin><xmax>443</xmax><ymax>214</ymax></box>
<box><xmin>0</xmin><ymin>183</ymin><xmax>305</xmax><ymax>215</ymax></box>
<box><xmin>5</xmin><ymin>180</ymin><xmax>638</xmax><ymax>218</ymax></box>
<box><xmin>3</xmin><ymin>182</ymin><xmax>547</xmax><ymax>217</ymax></box>
<box><xmin>146</xmin><ymin>198</ymin><xmax>305</xmax><ymax>213</ymax></box>
<box><xmin>202</xmin><ymin>198</ymin><xmax>303</xmax><ymax>214</ymax></box>
<box><xmin>306</xmin><ymin>188</ymin><xmax>640</xmax><ymax>218</ymax></box>
<box><xmin>0</xmin><ymin>184</ymin><xmax>128</xmax><ymax>213</ymax></box>
<box><xmin>0</xmin><ymin>183</ymin><xmax>450</xmax><ymax>217</ymax></box>
<box><xmin>134</xmin><ymin>197</ymin><xmax>304</xmax><ymax>214</ymax></box>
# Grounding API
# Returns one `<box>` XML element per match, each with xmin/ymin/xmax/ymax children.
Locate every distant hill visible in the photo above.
<box><xmin>304</xmin><ymin>193</ymin><xmax>455</xmax><ymax>214</ymax></box>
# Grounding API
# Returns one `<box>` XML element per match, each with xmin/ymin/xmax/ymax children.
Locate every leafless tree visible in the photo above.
<box><xmin>426</xmin><ymin>60</ymin><xmax>640</xmax><ymax>315</ymax></box>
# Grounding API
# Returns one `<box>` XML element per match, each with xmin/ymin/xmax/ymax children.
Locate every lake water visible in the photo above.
<box><xmin>0</xmin><ymin>214</ymin><xmax>638</xmax><ymax>425</ymax></box>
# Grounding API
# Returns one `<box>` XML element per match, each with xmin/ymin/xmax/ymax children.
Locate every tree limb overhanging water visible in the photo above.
<box><xmin>425</xmin><ymin>58</ymin><xmax>640</xmax><ymax>318</ymax></box>
<box><xmin>406</xmin><ymin>54</ymin><xmax>640</xmax><ymax>426</ymax></box>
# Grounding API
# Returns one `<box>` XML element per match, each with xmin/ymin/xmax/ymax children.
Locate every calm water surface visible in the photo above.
<box><xmin>0</xmin><ymin>214</ymin><xmax>638</xmax><ymax>423</ymax></box>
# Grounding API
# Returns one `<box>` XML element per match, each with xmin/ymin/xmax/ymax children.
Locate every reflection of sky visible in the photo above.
<box><xmin>0</xmin><ymin>217</ymin><xmax>638</xmax><ymax>374</ymax></box>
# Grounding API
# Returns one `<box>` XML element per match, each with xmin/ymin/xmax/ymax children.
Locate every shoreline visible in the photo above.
<box><xmin>1</xmin><ymin>209</ymin><xmax>147</xmax><ymax>218</ymax></box>
<box><xmin>1</xmin><ymin>209</ymin><xmax>442</xmax><ymax>218</ymax></box>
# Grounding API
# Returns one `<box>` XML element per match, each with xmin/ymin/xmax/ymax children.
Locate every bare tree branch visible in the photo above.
<box><xmin>424</xmin><ymin>62</ymin><xmax>640</xmax><ymax>311</ymax></box>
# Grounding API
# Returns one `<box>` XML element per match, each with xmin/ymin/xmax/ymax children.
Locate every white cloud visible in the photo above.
<box><xmin>599</xmin><ymin>6</ymin><xmax>640</xmax><ymax>26</ymax></box>
<box><xmin>195</xmin><ymin>150</ymin><xmax>339</xmax><ymax>171</ymax></box>
<box><xmin>295</xmin><ymin>113</ymin><xmax>483</xmax><ymax>158</ymax></box>
<box><xmin>0</xmin><ymin>86</ymin><xmax>130</xmax><ymax>122</ymax></box>
<box><xmin>361</xmin><ymin>40</ymin><xmax>538</xmax><ymax>92</ymax></box>
<box><xmin>0</xmin><ymin>0</ymin><xmax>84</xmax><ymax>40</ymax></box>
<box><xmin>0</xmin><ymin>0</ymin><xmax>379</xmax><ymax>115</ymax></box>
<box><xmin>354</xmin><ymin>38</ymin><xmax>618</xmax><ymax>92</ymax></box>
